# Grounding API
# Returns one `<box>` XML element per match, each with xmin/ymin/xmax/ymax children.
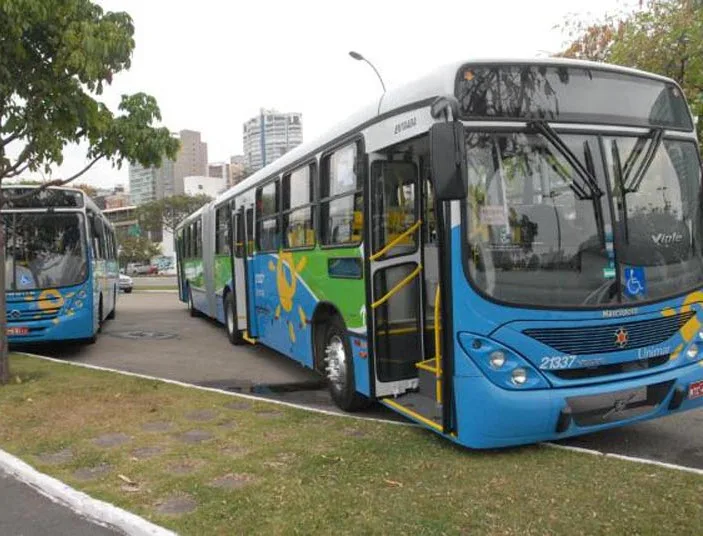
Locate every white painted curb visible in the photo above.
<box><xmin>0</xmin><ymin>447</ymin><xmax>176</xmax><ymax>536</ymax></box>
<box><xmin>543</xmin><ymin>442</ymin><xmax>703</xmax><ymax>477</ymax></box>
<box><xmin>18</xmin><ymin>352</ymin><xmax>412</xmax><ymax>427</ymax></box>
<box><xmin>16</xmin><ymin>352</ymin><xmax>703</xmax><ymax>481</ymax></box>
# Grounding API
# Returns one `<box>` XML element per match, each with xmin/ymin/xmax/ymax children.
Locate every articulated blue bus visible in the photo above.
<box><xmin>3</xmin><ymin>186</ymin><xmax>119</xmax><ymax>344</ymax></box>
<box><xmin>177</xmin><ymin>58</ymin><xmax>703</xmax><ymax>448</ymax></box>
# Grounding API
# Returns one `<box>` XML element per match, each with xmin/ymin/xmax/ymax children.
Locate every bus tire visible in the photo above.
<box><xmin>224</xmin><ymin>292</ymin><xmax>243</xmax><ymax>345</ymax></box>
<box><xmin>188</xmin><ymin>287</ymin><xmax>199</xmax><ymax>318</ymax></box>
<box><xmin>106</xmin><ymin>289</ymin><xmax>116</xmax><ymax>320</ymax></box>
<box><xmin>97</xmin><ymin>296</ymin><xmax>103</xmax><ymax>333</ymax></box>
<box><xmin>322</xmin><ymin>317</ymin><xmax>369</xmax><ymax>412</ymax></box>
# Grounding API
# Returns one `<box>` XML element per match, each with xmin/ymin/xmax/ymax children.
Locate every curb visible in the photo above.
<box><xmin>0</xmin><ymin>447</ymin><xmax>176</xmax><ymax>536</ymax></box>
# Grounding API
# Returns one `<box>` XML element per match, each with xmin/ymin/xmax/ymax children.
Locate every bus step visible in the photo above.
<box><xmin>417</xmin><ymin>367</ymin><xmax>439</xmax><ymax>398</ymax></box>
<box><xmin>382</xmin><ymin>392</ymin><xmax>442</xmax><ymax>432</ymax></box>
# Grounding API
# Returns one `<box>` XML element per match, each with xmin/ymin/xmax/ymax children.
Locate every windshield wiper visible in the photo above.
<box><xmin>623</xmin><ymin>127</ymin><xmax>664</xmax><ymax>193</ymax></box>
<box><xmin>528</xmin><ymin>120</ymin><xmax>603</xmax><ymax>198</ymax></box>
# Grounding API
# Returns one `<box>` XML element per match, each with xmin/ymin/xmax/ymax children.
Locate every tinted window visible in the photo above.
<box><xmin>456</xmin><ymin>65</ymin><xmax>692</xmax><ymax>129</ymax></box>
<box><xmin>321</xmin><ymin>143</ymin><xmax>363</xmax><ymax>246</ymax></box>
<box><xmin>3</xmin><ymin>212</ymin><xmax>88</xmax><ymax>289</ymax></box>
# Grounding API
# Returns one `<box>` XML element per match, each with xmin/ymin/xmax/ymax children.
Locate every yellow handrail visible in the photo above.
<box><xmin>433</xmin><ymin>284</ymin><xmax>442</xmax><ymax>404</ymax></box>
<box><xmin>371</xmin><ymin>264</ymin><xmax>422</xmax><ymax>310</ymax></box>
<box><xmin>369</xmin><ymin>220</ymin><xmax>422</xmax><ymax>261</ymax></box>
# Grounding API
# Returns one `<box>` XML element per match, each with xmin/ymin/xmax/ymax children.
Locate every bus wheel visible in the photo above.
<box><xmin>224</xmin><ymin>292</ymin><xmax>243</xmax><ymax>345</ymax></box>
<box><xmin>323</xmin><ymin>318</ymin><xmax>368</xmax><ymax>412</ymax></box>
<box><xmin>188</xmin><ymin>288</ymin><xmax>199</xmax><ymax>318</ymax></box>
<box><xmin>106</xmin><ymin>289</ymin><xmax>116</xmax><ymax>320</ymax></box>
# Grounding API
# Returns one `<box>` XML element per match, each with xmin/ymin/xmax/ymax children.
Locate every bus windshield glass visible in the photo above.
<box><xmin>455</xmin><ymin>65</ymin><xmax>692</xmax><ymax>130</ymax></box>
<box><xmin>3</xmin><ymin>212</ymin><xmax>88</xmax><ymax>290</ymax></box>
<box><xmin>465</xmin><ymin>131</ymin><xmax>703</xmax><ymax>307</ymax></box>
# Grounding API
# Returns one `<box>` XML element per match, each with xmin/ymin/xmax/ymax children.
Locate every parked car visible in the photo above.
<box><xmin>119</xmin><ymin>273</ymin><xmax>133</xmax><ymax>293</ymax></box>
<box><xmin>126</xmin><ymin>263</ymin><xmax>156</xmax><ymax>276</ymax></box>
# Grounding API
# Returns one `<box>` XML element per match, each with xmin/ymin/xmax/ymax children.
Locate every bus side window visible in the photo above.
<box><xmin>256</xmin><ymin>180</ymin><xmax>280</xmax><ymax>252</ymax></box>
<box><xmin>282</xmin><ymin>163</ymin><xmax>315</xmax><ymax>249</ymax></box>
<box><xmin>320</xmin><ymin>142</ymin><xmax>363</xmax><ymax>246</ymax></box>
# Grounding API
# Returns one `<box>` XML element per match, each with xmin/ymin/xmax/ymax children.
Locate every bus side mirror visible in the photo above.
<box><xmin>429</xmin><ymin>122</ymin><xmax>467</xmax><ymax>201</ymax></box>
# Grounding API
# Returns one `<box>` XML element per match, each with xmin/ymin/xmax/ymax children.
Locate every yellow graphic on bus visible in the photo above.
<box><xmin>268</xmin><ymin>252</ymin><xmax>309</xmax><ymax>342</ymax></box>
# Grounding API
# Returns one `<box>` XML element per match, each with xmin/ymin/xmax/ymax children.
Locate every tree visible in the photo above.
<box><xmin>0</xmin><ymin>0</ymin><xmax>180</xmax><ymax>384</ymax></box>
<box><xmin>72</xmin><ymin>183</ymin><xmax>98</xmax><ymax>199</ymax></box>
<box><xmin>137</xmin><ymin>194</ymin><xmax>212</xmax><ymax>235</ymax></box>
<box><xmin>558</xmin><ymin>0</ymin><xmax>703</xmax><ymax>145</ymax></box>
<box><xmin>118</xmin><ymin>235</ymin><xmax>161</xmax><ymax>266</ymax></box>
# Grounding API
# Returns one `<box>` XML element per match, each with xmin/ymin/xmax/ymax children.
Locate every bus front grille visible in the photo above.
<box><xmin>523</xmin><ymin>311</ymin><xmax>694</xmax><ymax>355</ymax></box>
<box><xmin>549</xmin><ymin>354</ymin><xmax>669</xmax><ymax>380</ymax></box>
<box><xmin>6</xmin><ymin>308</ymin><xmax>61</xmax><ymax>322</ymax></box>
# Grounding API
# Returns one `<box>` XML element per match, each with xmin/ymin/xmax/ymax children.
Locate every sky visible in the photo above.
<box><xmin>20</xmin><ymin>0</ymin><xmax>635</xmax><ymax>190</ymax></box>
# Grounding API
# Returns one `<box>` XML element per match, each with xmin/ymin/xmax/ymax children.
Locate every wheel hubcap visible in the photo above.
<box><xmin>324</xmin><ymin>335</ymin><xmax>347</xmax><ymax>389</ymax></box>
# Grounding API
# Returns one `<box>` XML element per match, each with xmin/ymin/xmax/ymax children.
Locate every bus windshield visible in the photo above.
<box><xmin>466</xmin><ymin>131</ymin><xmax>703</xmax><ymax>308</ymax></box>
<box><xmin>3</xmin><ymin>212</ymin><xmax>88</xmax><ymax>290</ymax></box>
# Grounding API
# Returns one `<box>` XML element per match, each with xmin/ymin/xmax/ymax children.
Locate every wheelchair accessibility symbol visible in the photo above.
<box><xmin>624</xmin><ymin>267</ymin><xmax>646</xmax><ymax>298</ymax></box>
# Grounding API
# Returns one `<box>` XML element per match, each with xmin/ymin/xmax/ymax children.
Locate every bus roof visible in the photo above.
<box><xmin>178</xmin><ymin>58</ymin><xmax>679</xmax><ymax>230</ymax></box>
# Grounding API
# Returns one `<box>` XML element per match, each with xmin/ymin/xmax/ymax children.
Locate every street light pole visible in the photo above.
<box><xmin>349</xmin><ymin>51</ymin><xmax>387</xmax><ymax>114</ymax></box>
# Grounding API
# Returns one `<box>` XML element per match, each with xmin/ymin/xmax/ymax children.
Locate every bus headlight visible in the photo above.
<box><xmin>458</xmin><ymin>333</ymin><xmax>549</xmax><ymax>390</ymax></box>
<box><xmin>489</xmin><ymin>351</ymin><xmax>506</xmax><ymax>369</ymax></box>
<box><xmin>687</xmin><ymin>343</ymin><xmax>699</xmax><ymax>359</ymax></box>
<box><xmin>511</xmin><ymin>368</ymin><xmax>528</xmax><ymax>386</ymax></box>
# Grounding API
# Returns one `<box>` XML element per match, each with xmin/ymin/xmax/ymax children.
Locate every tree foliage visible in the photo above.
<box><xmin>118</xmin><ymin>235</ymin><xmax>161</xmax><ymax>265</ymax></box>
<box><xmin>0</xmin><ymin>0</ymin><xmax>180</xmax><ymax>383</ymax></box>
<box><xmin>137</xmin><ymin>194</ymin><xmax>212</xmax><ymax>234</ymax></box>
<box><xmin>559</xmin><ymin>0</ymin><xmax>703</xmax><ymax>143</ymax></box>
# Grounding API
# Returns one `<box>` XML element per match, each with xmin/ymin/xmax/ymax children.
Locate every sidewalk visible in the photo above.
<box><xmin>0</xmin><ymin>469</ymin><xmax>119</xmax><ymax>536</ymax></box>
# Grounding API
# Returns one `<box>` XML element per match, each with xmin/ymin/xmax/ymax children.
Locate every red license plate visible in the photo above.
<box><xmin>689</xmin><ymin>380</ymin><xmax>703</xmax><ymax>400</ymax></box>
<box><xmin>7</xmin><ymin>326</ymin><xmax>29</xmax><ymax>336</ymax></box>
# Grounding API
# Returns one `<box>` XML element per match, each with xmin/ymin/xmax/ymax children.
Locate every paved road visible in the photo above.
<box><xmin>0</xmin><ymin>469</ymin><xmax>119</xmax><ymax>536</ymax></box>
<box><xmin>27</xmin><ymin>292</ymin><xmax>703</xmax><ymax>470</ymax></box>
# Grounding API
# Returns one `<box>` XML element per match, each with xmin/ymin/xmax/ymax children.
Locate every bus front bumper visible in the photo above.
<box><xmin>6</xmin><ymin>308</ymin><xmax>94</xmax><ymax>344</ymax></box>
<box><xmin>453</xmin><ymin>360</ymin><xmax>703</xmax><ymax>449</ymax></box>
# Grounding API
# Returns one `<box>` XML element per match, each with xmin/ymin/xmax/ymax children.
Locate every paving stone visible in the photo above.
<box><xmin>220</xmin><ymin>445</ymin><xmax>249</xmax><ymax>458</ymax></box>
<box><xmin>141</xmin><ymin>421</ymin><xmax>174</xmax><ymax>432</ymax></box>
<box><xmin>37</xmin><ymin>448</ymin><xmax>73</xmax><ymax>465</ymax></box>
<box><xmin>167</xmin><ymin>459</ymin><xmax>205</xmax><ymax>475</ymax></box>
<box><xmin>217</xmin><ymin>420</ymin><xmax>237</xmax><ymax>429</ymax></box>
<box><xmin>131</xmin><ymin>446</ymin><xmax>165</xmax><ymax>459</ymax></box>
<box><xmin>93</xmin><ymin>433</ymin><xmax>130</xmax><ymax>448</ymax></box>
<box><xmin>185</xmin><ymin>409</ymin><xmax>218</xmax><ymax>422</ymax></box>
<box><xmin>155</xmin><ymin>495</ymin><xmax>197</xmax><ymax>516</ymax></box>
<box><xmin>254</xmin><ymin>408</ymin><xmax>284</xmax><ymax>418</ymax></box>
<box><xmin>209</xmin><ymin>473</ymin><xmax>254</xmax><ymax>490</ymax></box>
<box><xmin>176</xmin><ymin>430</ymin><xmax>213</xmax><ymax>444</ymax></box>
<box><xmin>72</xmin><ymin>464</ymin><xmax>112</xmax><ymax>481</ymax></box>
<box><xmin>223</xmin><ymin>400</ymin><xmax>252</xmax><ymax>411</ymax></box>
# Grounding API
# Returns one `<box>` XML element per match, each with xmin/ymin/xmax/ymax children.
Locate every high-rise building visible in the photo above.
<box><xmin>229</xmin><ymin>155</ymin><xmax>247</xmax><ymax>187</ymax></box>
<box><xmin>208</xmin><ymin>161</ymin><xmax>230</xmax><ymax>181</ymax></box>
<box><xmin>242</xmin><ymin>109</ymin><xmax>302</xmax><ymax>172</ymax></box>
<box><xmin>128</xmin><ymin>130</ymin><xmax>208</xmax><ymax>205</ymax></box>
<box><xmin>174</xmin><ymin>130</ymin><xmax>208</xmax><ymax>193</ymax></box>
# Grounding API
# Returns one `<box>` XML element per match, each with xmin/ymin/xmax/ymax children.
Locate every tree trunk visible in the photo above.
<box><xmin>0</xmin><ymin>190</ymin><xmax>9</xmax><ymax>384</ymax></box>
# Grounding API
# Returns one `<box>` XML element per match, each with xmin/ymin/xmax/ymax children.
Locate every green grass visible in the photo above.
<box><xmin>1</xmin><ymin>354</ymin><xmax>702</xmax><ymax>535</ymax></box>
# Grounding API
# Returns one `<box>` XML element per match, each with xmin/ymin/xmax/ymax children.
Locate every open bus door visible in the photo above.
<box><xmin>366</xmin><ymin>152</ymin><xmax>448</xmax><ymax>431</ymax></box>
<box><xmin>233</xmin><ymin>203</ymin><xmax>259</xmax><ymax>343</ymax></box>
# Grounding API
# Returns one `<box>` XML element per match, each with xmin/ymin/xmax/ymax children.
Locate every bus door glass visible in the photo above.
<box><xmin>244</xmin><ymin>203</ymin><xmax>259</xmax><ymax>338</ymax></box>
<box><xmin>232</xmin><ymin>205</ymin><xmax>249</xmax><ymax>334</ymax></box>
<box><xmin>368</xmin><ymin>155</ymin><xmax>424</xmax><ymax>396</ymax></box>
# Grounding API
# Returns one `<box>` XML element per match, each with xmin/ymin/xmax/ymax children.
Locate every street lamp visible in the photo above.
<box><xmin>349</xmin><ymin>51</ymin><xmax>386</xmax><ymax>94</ymax></box>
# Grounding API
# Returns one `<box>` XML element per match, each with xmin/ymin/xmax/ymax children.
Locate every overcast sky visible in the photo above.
<box><xmin>23</xmin><ymin>0</ymin><xmax>634</xmax><ymax>189</ymax></box>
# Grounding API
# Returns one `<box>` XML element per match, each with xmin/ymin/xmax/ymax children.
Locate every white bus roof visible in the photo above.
<box><xmin>179</xmin><ymin>58</ymin><xmax>678</xmax><ymax>229</ymax></box>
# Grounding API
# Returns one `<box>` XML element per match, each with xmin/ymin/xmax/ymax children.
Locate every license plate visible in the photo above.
<box><xmin>688</xmin><ymin>380</ymin><xmax>703</xmax><ymax>400</ymax></box>
<box><xmin>7</xmin><ymin>326</ymin><xmax>29</xmax><ymax>336</ymax></box>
